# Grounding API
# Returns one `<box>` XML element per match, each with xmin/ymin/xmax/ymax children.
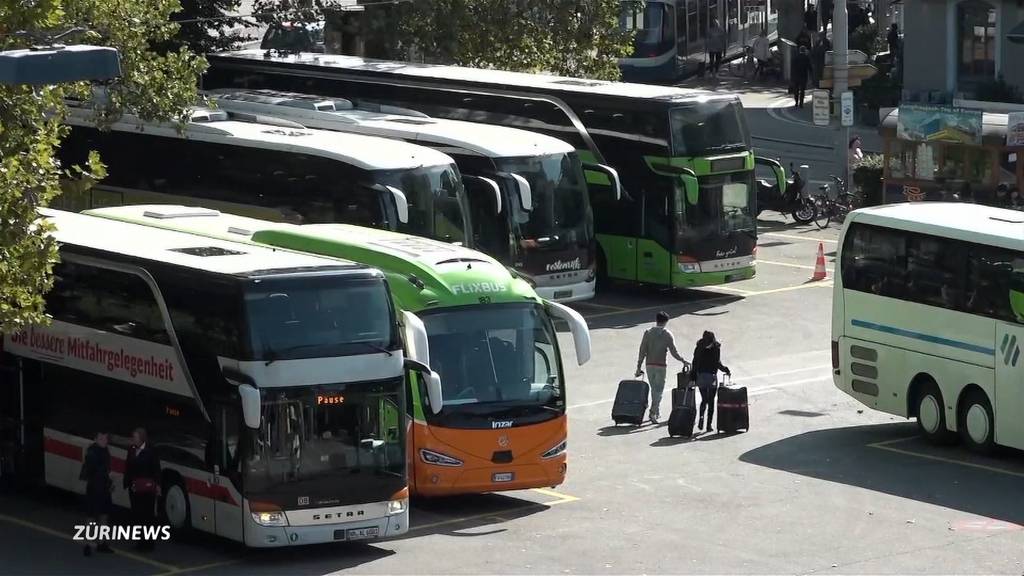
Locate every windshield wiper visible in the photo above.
<box><xmin>699</xmin><ymin>144</ymin><xmax>746</xmax><ymax>153</ymax></box>
<box><xmin>351</xmin><ymin>341</ymin><xmax>394</xmax><ymax>357</ymax></box>
<box><xmin>263</xmin><ymin>343</ymin><xmax>325</xmax><ymax>365</ymax></box>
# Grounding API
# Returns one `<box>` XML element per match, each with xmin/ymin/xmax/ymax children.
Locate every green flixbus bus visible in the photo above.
<box><xmin>85</xmin><ymin>204</ymin><xmax>592</xmax><ymax>498</ymax></box>
<box><xmin>205</xmin><ymin>51</ymin><xmax>789</xmax><ymax>289</ymax></box>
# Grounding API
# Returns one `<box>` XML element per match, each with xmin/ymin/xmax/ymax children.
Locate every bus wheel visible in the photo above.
<box><xmin>160</xmin><ymin>478</ymin><xmax>191</xmax><ymax>533</ymax></box>
<box><xmin>915</xmin><ymin>383</ymin><xmax>953</xmax><ymax>444</ymax></box>
<box><xmin>959</xmin><ymin>389</ymin><xmax>995</xmax><ymax>454</ymax></box>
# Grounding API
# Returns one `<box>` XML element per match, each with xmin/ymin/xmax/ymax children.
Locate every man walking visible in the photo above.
<box><xmin>635</xmin><ymin>311</ymin><xmax>689</xmax><ymax>424</ymax></box>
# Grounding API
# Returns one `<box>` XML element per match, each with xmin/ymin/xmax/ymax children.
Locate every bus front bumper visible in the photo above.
<box><xmin>534</xmin><ymin>277</ymin><xmax>596</xmax><ymax>303</ymax></box>
<box><xmin>246</xmin><ymin>513</ymin><xmax>408</xmax><ymax>547</ymax></box>
<box><xmin>414</xmin><ymin>454</ymin><xmax>567</xmax><ymax>497</ymax></box>
<box><xmin>672</xmin><ymin>262</ymin><xmax>756</xmax><ymax>288</ymax></box>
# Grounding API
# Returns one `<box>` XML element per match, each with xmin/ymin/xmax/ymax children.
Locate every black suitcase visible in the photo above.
<box><xmin>667</xmin><ymin>385</ymin><xmax>697</xmax><ymax>437</ymax></box>
<box><xmin>716</xmin><ymin>378</ymin><xmax>749</xmax><ymax>433</ymax></box>
<box><xmin>612</xmin><ymin>379</ymin><xmax>649</xmax><ymax>426</ymax></box>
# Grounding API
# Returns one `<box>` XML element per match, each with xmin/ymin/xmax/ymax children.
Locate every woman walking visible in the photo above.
<box><xmin>691</xmin><ymin>331</ymin><xmax>731</xmax><ymax>432</ymax></box>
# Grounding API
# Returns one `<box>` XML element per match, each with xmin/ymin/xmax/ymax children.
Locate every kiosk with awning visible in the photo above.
<box><xmin>879</xmin><ymin>105</ymin><xmax>1023</xmax><ymax>204</ymax></box>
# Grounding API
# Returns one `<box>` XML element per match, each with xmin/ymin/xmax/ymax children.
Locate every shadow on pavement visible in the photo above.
<box><xmin>597</xmin><ymin>423</ymin><xmax>657</xmax><ymax>436</ymax></box>
<box><xmin>566</xmin><ymin>284</ymin><xmax>742</xmax><ymax>332</ymax></box>
<box><xmin>400</xmin><ymin>492</ymin><xmax>551</xmax><ymax>539</ymax></box>
<box><xmin>649</xmin><ymin>436</ymin><xmax>692</xmax><ymax>447</ymax></box>
<box><xmin>740</xmin><ymin>422</ymin><xmax>1024</xmax><ymax>525</ymax></box>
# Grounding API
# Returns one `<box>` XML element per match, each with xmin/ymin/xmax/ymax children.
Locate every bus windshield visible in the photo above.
<box><xmin>422</xmin><ymin>303</ymin><xmax>564</xmax><ymax>425</ymax></box>
<box><xmin>244</xmin><ymin>379</ymin><xmax>405</xmax><ymax>508</ymax></box>
<box><xmin>373</xmin><ymin>163</ymin><xmax>470</xmax><ymax>245</ymax></box>
<box><xmin>670</xmin><ymin>100</ymin><xmax>750</xmax><ymax>157</ymax></box>
<box><xmin>680</xmin><ymin>171</ymin><xmax>757</xmax><ymax>248</ymax></box>
<box><xmin>245</xmin><ymin>276</ymin><xmax>397</xmax><ymax>362</ymax></box>
<box><xmin>494</xmin><ymin>153</ymin><xmax>592</xmax><ymax>252</ymax></box>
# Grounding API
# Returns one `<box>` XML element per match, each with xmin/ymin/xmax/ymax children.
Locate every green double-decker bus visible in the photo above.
<box><xmin>205</xmin><ymin>51</ymin><xmax>786</xmax><ymax>289</ymax></box>
<box><xmin>86</xmin><ymin>204</ymin><xmax>591</xmax><ymax>498</ymax></box>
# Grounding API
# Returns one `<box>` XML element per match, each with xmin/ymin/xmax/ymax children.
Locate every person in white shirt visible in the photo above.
<box><xmin>752</xmin><ymin>28</ymin><xmax>771</xmax><ymax>79</ymax></box>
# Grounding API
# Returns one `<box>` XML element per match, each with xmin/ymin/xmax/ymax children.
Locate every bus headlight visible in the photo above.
<box><xmin>676</xmin><ymin>255</ymin><xmax>700</xmax><ymax>273</ymax></box>
<box><xmin>387</xmin><ymin>498</ymin><xmax>409</xmax><ymax>515</ymax></box>
<box><xmin>541</xmin><ymin>439</ymin><xmax>567</xmax><ymax>459</ymax></box>
<box><xmin>420</xmin><ymin>448</ymin><xmax>463</xmax><ymax>467</ymax></box>
<box><xmin>250</xmin><ymin>503</ymin><xmax>289</xmax><ymax>527</ymax></box>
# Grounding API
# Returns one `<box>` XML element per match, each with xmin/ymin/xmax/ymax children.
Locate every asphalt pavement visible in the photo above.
<box><xmin>3</xmin><ymin>216</ymin><xmax>1023</xmax><ymax>575</ymax></box>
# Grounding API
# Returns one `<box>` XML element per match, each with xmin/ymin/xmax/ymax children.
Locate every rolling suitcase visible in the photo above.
<box><xmin>612</xmin><ymin>379</ymin><xmax>649</xmax><ymax>426</ymax></box>
<box><xmin>716</xmin><ymin>376</ymin><xmax>749</xmax><ymax>433</ymax></box>
<box><xmin>667</xmin><ymin>384</ymin><xmax>697</xmax><ymax>437</ymax></box>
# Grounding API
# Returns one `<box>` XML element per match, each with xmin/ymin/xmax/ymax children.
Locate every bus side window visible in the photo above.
<box><xmin>966</xmin><ymin>246</ymin><xmax>1020</xmax><ymax>322</ymax></box>
<box><xmin>841</xmin><ymin>223</ymin><xmax>906</xmax><ymax>298</ymax></box>
<box><xmin>905</xmin><ymin>233</ymin><xmax>966</xmax><ymax>309</ymax></box>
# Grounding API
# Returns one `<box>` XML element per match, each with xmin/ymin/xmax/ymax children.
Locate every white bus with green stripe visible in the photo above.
<box><xmin>205</xmin><ymin>51</ymin><xmax>785</xmax><ymax>290</ymax></box>
<box><xmin>206</xmin><ymin>88</ymin><xmax>616</xmax><ymax>302</ymax></box>
<box><xmin>832</xmin><ymin>203</ymin><xmax>1024</xmax><ymax>453</ymax></box>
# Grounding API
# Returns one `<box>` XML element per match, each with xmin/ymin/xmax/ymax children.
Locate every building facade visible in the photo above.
<box><xmin>903</xmin><ymin>0</ymin><xmax>1024</xmax><ymax>101</ymax></box>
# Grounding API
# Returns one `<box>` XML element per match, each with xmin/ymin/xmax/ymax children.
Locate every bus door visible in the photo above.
<box><xmin>637</xmin><ymin>186</ymin><xmax>674</xmax><ymax>286</ymax></box>
<box><xmin>994</xmin><ymin>322</ymin><xmax>1024</xmax><ymax>450</ymax></box>
<box><xmin>754</xmin><ymin>156</ymin><xmax>786</xmax><ymax>209</ymax></box>
<box><xmin>212</xmin><ymin>404</ymin><xmax>245</xmax><ymax>540</ymax></box>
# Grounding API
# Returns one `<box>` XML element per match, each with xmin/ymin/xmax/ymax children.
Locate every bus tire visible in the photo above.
<box><xmin>914</xmin><ymin>382</ymin><xmax>954</xmax><ymax>444</ymax></box>
<box><xmin>959</xmin><ymin>389</ymin><xmax>995</xmax><ymax>454</ymax></box>
<box><xmin>160</xmin><ymin>476</ymin><xmax>191</xmax><ymax>534</ymax></box>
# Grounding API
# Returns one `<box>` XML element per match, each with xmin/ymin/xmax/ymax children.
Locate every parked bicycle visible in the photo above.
<box><xmin>812</xmin><ymin>175</ymin><xmax>862</xmax><ymax>229</ymax></box>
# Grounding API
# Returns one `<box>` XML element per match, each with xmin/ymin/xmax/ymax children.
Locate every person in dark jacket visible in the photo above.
<box><xmin>691</xmin><ymin>331</ymin><xmax>730</xmax><ymax>432</ymax></box>
<box><xmin>124</xmin><ymin>428</ymin><xmax>160</xmax><ymax>550</ymax></box>
<box><xmin>81</xmin><ymin>431</ymin><xmax>114</xmax><ymax>556</ymax></box>
<box><xmin>792</xmin><ymin>46</ymin><xmax>812</xmax><ymax>108</ymax></box>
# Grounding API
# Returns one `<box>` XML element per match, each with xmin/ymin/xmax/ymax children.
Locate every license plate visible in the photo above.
<box><xmin>554</xmin><ymin>290</ymin><xmax>572</xmax><ymax>300</ymax></box>
<box><xmin>492</xmin><ymin>472</ymin><xmax>514</xmax><ymax>483</ymax></box>
<box><xmin>346</xmin><ymin>527</ymin><xmax>380</xmax><ymax>541</ymax></box>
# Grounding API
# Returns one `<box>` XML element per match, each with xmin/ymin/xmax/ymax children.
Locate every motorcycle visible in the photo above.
<box><xmin>756</xmin><ymin>162</ymin><xmax>816</xmax><ymax>224</ymax></box>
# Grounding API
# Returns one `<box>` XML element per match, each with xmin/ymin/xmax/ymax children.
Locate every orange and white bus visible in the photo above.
<box><xmin>86</xmin><ymin>205</ymin><xmax>592</xmax><ymax>496</ymax></box>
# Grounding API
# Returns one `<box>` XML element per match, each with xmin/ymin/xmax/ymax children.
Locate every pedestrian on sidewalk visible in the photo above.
<box><xmin>792</xmin><ymin>46</ymin><xmax>811</xmax><ymax>108</ymax></box>
<box><xmin>691</xmin><ymin>331</ymin><xmax>730</xmax><ymax>432</ymax></box>
<box><xmin>635</xmin><ymin>311</ymin><xmax>689</xmax><ymax>425</ymax></box>
<box><xmin>752</xmin><ymin>28</ymin><xmax>770</xmax><ymax>79</ymax></box>
<box><xmin>849</xmin><ymin>136</ymin><xmax>864</xmax><ymax>167</ymax></box>
<box><xmin>811</xmin><ymin>35</ymin><xmax>830</xmax><ymax>88</ymax></box>
<box><xmin>81</xmin><ymin>431</ymin><xmax>114</xmax><ymax>557</ymax></box>
<box><xmin>707</xmin><ymin>20</ymin><xmax>727</xmax><ymax>77</ymax></box>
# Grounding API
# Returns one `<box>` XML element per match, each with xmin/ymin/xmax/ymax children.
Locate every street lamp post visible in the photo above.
<box><xmin>832</xmin><ymin>0</ymin><xmax>850</xmax><ymax>188</ymax></box>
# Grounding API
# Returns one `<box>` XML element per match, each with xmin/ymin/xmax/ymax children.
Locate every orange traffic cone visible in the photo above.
<box><xmin>811</xmin><ymin>242</ymin><xmax>827</xmax><ymax>281</ymax></box>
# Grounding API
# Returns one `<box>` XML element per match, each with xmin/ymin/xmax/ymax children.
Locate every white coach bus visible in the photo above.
<box><xmin>832</xmin><ymin>203</ymin><xmax>1024</xmax><ymax>453</ymax></box>
<box><xmin>2</xmin><ymin>209</ymin><xmax>447</xmax><ymax>546</ymax></box>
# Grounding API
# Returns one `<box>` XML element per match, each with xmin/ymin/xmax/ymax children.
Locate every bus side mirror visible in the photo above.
<box><xmin>238</xmin><ymin>384</ymin><xmax>262</xmax><ymax>429</ymax></box>
<box><xmin>384</xmin><ymin>185</ymin><xmax>409</xmax><ymax>224</ymax></box>
<box><xmin>545</xmin><ymin>300</ymin><xmax>591</xmax><ymax>366</ymax></box>
<box><xmin>509</xmin><ymin>173</ymin><xmax>533</xmax><ymax>212</ymax></box>
<box><xmin>463</xmin><ymin>175</ymin><xmax>502</xmax><ymax>215</ymax></box>
<box><xmin>583</xmin><ymin>163</ymin><xmax>622</xmax><ymax>201</ymax></box>
<box><xmin>681</xmin><ymin>173</ymin><xmax>699</xmax><ymax>206</ymax></box>
<box><xmin>405</xmin><ymin>358</ymin><xmax>444</xmax><ymax>415</ymax></box>
<box><xmin>402</xmin><ymin>311</ymin><xmax>430</xmax><ymax>367</ymax></box>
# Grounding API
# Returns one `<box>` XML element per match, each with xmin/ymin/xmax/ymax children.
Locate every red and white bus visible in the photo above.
<box><xmin>0</xmin><ymin>209</ymin><xmax>444</xmax><ymax>547</ymax></box>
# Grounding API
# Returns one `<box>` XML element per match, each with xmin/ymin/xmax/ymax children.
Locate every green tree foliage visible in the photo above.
<box><xmin>0</xmin><ymin>0</ymin><xmax>205</xmax><ymax>331</ymax></box>
<box><xmin>155</xmin><ymin>0</ymin><xmax>250</xmax><ymax>54</ymax></box>
<box><xmin>256</xmin><ymin>0</ymin><xmax>634</xmax><ymax>81</ymax></box>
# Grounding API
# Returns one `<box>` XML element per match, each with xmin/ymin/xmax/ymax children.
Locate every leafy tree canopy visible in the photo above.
<box><xmin>0</xmin><ymin>0</ymin><xmax>206</xmax><ymax>331</ymax></box>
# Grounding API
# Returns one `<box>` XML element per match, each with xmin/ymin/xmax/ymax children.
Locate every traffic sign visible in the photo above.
<box><xmin>841</xmin><ymin>91</ymin><xmax>854</xmax><ymax>127</ymax></box>
<box><xmin>812</xmin><ymin>90</ymin><xmax>830</xmax><ymax>126</ymax></box>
